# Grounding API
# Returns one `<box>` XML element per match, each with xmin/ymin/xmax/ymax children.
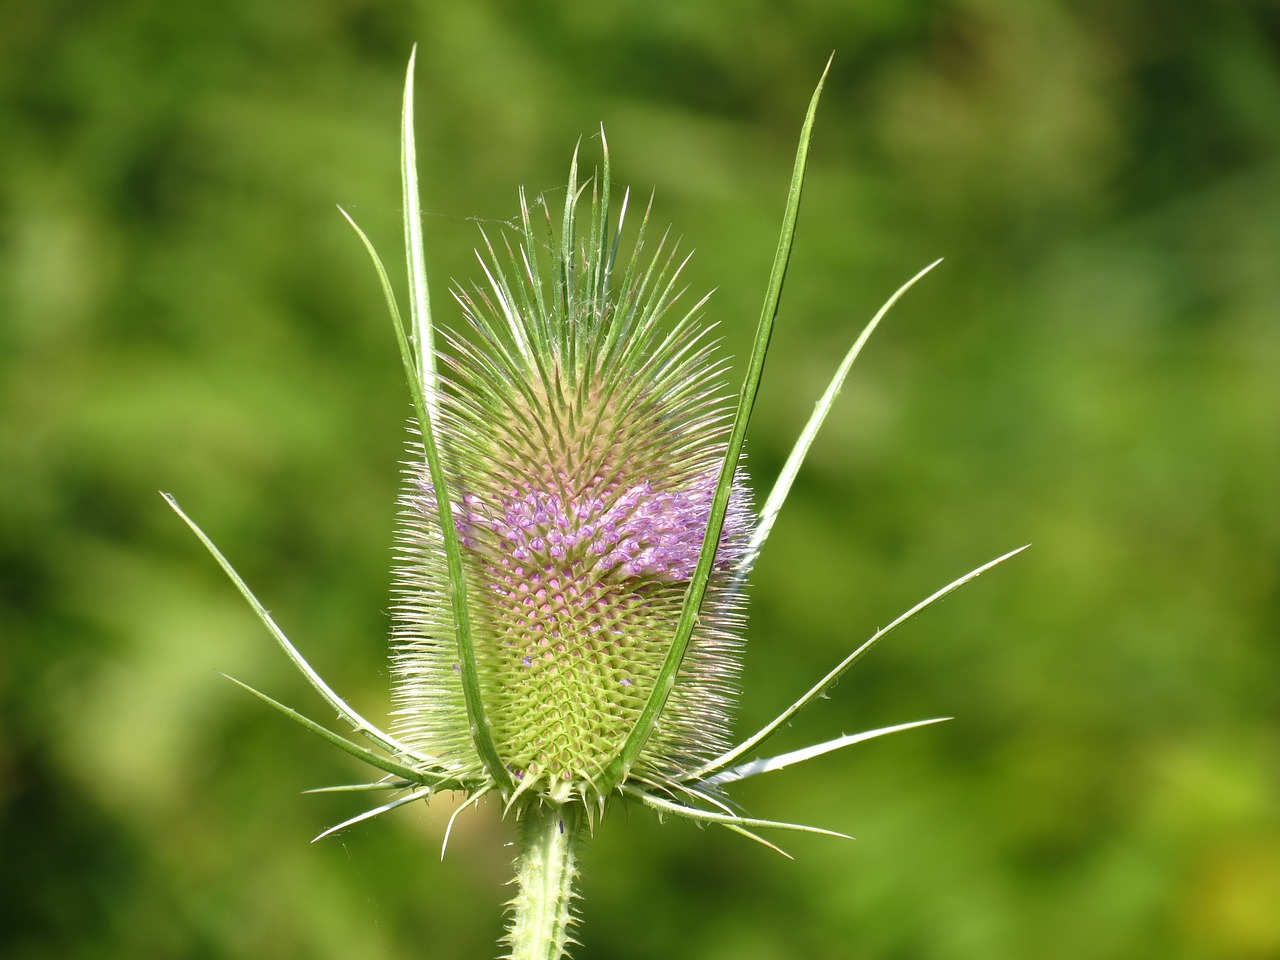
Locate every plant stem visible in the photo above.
<box><xmin>506</xmin><ymin>801</ymin><xmax>582</xmax><ymax>960</ymax></box>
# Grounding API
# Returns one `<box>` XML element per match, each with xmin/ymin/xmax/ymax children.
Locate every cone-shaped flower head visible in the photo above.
<box><xmin>390</xmin><ymin>154</ymin><xmax>755</xmax><ymax>805</ymax></box>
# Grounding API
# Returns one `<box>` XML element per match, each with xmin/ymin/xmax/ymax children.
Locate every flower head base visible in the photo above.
<box><xmin>390</xmin><ymin>167</ymin><xmax>755</xmax><ymax>803</ymax></box>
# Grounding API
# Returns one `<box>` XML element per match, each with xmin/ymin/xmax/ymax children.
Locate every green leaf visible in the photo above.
<box><xmin>687</xmin><ymin>545</ymin><xmax>1028</xmax><ymax>783</ymax></box>
<box><xmin>705</xmin><ymin>717</ymin><xmax>950</xmax><ymax>786</ymax></box>
<box><xmin>397</xmin><ymin>48</ymin><xmax>512</xmax><ymax>795</ymax></box>
<box><xmin>739</xmin><ymin>258</ymin><xmax>943</xmax><ymax>576</ymax></box>
<box><xmin>220</xmin><ymin>673</ymin><xmax>448</xmax><ymax>786</ymax></box>
<box><xmin>338</xmin><ymin>206</ymin><xmax>429</xmax><ymax>433</ymax></box>
<box><xmin>303</xmin><ymin>780</ymin><xmax>415</xmax><ymax>794</ymax></box>
<box><xmin>163</xmin><ymin>493</ymin><xmax>425</xmax><ymax>762</ymax></box>
<box><xmin>606</xmin><ymin>57</ymin><xmax>833</xmax><ymax>791</ymax></box>
<box><xmin>623</xmin><ymin>784</ymin><xmax>852</xmax><ymax>841</ymax></box>
<box><xmin>312</xmin><ymin>784</ymin><xmax>436</xmax><ymax>842</ymax></box>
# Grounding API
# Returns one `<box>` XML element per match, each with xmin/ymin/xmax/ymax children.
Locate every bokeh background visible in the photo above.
<box><xmin>3</xmin><ymin>2</ymin><xmax>1278</xmax><ymax>958</ymax></box>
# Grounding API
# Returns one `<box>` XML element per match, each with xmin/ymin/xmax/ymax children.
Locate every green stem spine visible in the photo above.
<box><xmin>506</xmin><ymin>802</ymin><xmax>583</xmax><ymax>960</ymax></box>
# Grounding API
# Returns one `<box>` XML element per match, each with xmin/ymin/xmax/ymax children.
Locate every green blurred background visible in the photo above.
<box><xmin>3</xmin><ymin>2</ymin><xmax>1278</xmax><ymax>958</ymax></box>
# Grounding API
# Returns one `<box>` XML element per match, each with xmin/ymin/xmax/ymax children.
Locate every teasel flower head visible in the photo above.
<box><xmin>389</xmin><ymin>160</ymin><xmax>757</xmax><ymax>807</ymax></box>
<box><xmin>165</xmin><ymin>48</ymin><xmax>1026</xmax><ymax>960</ymax></box>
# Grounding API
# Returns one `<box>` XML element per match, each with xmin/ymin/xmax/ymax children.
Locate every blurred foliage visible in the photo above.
<box><xmin>3</xmin><ymin>1</ymin><xmax>1279</xmax><ymax>958</ymax></box>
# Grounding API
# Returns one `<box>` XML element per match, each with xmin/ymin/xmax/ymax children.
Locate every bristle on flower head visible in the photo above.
<box><xmin>390</xmin><ymin>148</ymin><xmax>754</xmax><ymax>805</ymax></box>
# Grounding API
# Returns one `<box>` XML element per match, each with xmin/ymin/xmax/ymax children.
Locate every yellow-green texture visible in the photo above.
<box><xmin>3</xmin><ymin>3</ymin><xmax>1279</xmax><ymax>960</ymax></box>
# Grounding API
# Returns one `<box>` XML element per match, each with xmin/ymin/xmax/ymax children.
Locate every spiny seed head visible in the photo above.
<box><xmin>390</xmin><ymin>152</ymin><xmax>754</xmax><ymax>805</ymax></box>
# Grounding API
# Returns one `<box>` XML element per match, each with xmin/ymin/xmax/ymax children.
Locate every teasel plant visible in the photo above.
<box><xmin>165</xmin><ymin>48</ymin><xmax>1025</xmax><ymax>960</ymax></box>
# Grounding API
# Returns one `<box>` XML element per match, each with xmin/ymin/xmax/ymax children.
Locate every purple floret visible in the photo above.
<box><xmin>422</xmin><ymin>467</ymin><xmax>750</xmax><ymax>583</ymax></box>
